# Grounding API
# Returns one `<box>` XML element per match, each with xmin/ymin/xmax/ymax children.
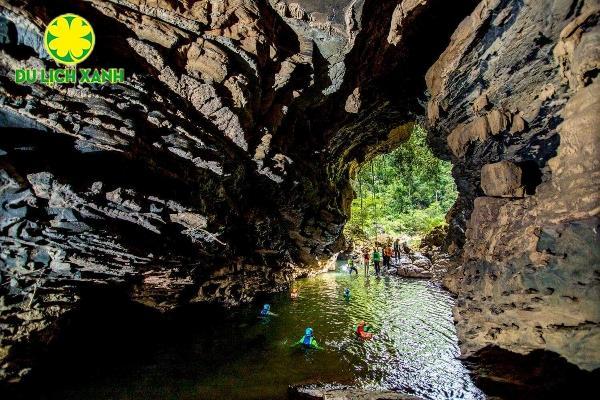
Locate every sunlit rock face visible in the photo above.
<box><xmin>426</xmin><ymin>0</ymin><xmax>600</xmax><ymax>371</ymax></box>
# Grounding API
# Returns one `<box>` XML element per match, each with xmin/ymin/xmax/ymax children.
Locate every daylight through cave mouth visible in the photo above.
<box><xmin>344</xmin><ymin>123</ymin><xmax>458</xmax><ymax>245</ymax></box>
<box><xmin>1</xmin><ymin>0</ymin><xmax>599</xmax><ymax>399</ymax></box>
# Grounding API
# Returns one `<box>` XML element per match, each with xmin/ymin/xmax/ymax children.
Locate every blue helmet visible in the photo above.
<box><xmin>263</xmin><ymin>304</ymin><xmax>270</xmax><ymax>310</ymax></box>
<box><xmin>305</xmin><ymin>327</ymin><xmax>313</xmax><ymax>337</ymax></box>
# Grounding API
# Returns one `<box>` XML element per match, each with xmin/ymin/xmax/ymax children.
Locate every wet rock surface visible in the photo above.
<box><xmin>426</xmin><ymin>0</ymin><xmax>600</xmax><ymax>371</ymax></box>
<box><xmin>464</xmin><ymin>346</ymin><xmax>600</xmax><ymax>400</ymax></box>
<box><xmin>290</xmin><ymin>383</ymin><xmax>424</xmax><ymax>400</ymax></box>
<box><xmin>386</xmin><ymin>252</ymin><xmax>434</xmax><ymax>279</ymax></box>
<box><xmin>0</xmin><ymin>0</ymin><xmax>598</xmax><ymax>394</ymax></box>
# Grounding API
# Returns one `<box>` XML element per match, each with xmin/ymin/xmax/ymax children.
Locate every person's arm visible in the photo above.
<box><xmin>312</xmin><ymin>338</ymin><xmax>324</xmax><ymax>350</ymax></box>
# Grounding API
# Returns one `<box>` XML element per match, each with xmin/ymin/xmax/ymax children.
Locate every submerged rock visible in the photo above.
<box><xmin>289</xmin><ymin>383</ymin><xmax>424</xmax><ymax>400</ymax></box>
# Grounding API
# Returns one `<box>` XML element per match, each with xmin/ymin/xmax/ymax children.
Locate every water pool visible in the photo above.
<box><xmin>39</xmin><ymin>272</ymin><xmax>483</xmax><ymax>400</ymax></box>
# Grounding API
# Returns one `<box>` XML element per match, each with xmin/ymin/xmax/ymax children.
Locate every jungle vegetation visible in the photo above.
<box><xmin>344</xmin><ymin>124</ymin><xmax>457</xmax><ymax>242</ymax></box>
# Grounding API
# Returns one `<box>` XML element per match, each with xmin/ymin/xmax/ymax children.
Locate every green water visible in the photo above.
<box><xmin>41</xmin><ymin>271</ymin><xmax>483</xmax><ymax>400</ymax></box>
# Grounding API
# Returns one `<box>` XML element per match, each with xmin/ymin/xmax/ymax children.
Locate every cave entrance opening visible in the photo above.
<box><xmin>344</xmin><ymin>123</ymin><xmax>457</xmax><ymax>248</ymax></box>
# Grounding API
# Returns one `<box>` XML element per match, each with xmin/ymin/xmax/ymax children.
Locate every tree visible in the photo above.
<box><xmin>345</xmin><ymin>124</ymin><xmax>457</xmax><ymax>240</ymax></box>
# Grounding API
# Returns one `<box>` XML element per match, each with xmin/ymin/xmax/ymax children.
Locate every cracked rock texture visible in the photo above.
<box><xmin>427</xmin><ymin>0</ymin><xmax>600</xmax><ymax>371</ymax></box>
<box><xmin>0</xmin><ymin>0</ymin><xmax>479</xmax><ymax>385</ymax></box>
<box><xmin>0</xmin><ymin>0</ymin><xmax>598</xmax><ymax>391</ymax></box>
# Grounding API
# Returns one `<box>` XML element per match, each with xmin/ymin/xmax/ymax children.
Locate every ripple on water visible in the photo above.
<box><xmin>286</xmin><ymin>273</ymin><xmax>484</xmax><ymax>400</ymax></box>
<box><xmin>43</xmin><ymin>272</ymin><xmax>484</xmax><ymax>400</ymax></box>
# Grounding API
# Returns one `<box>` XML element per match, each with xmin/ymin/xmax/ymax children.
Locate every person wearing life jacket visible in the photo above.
<box><xmin>344</xmin><ymin>287</ymin><xmax>351</xmax><ymax>300</ymax></box>
<box><xmin>383</xmin><ymin>245</ymin><xmax>393</xmax><ymax>270</ymax></box>
<box><xmin>347</xmin><ymin>257</ymin><xmax>358</xmax><ymax>275</ymax></box>
<box><xmin>260</xmin><ymin>303</ymin><xmax>277</xmax><ymax>317</ymax></box>
<box><xmin>290</xmin><ymin>288</ymin><xmax>299</xmax><ymax>299</ymax></box>
<box><xmin>372</xmin><ymin>248</ymin><xmax>382</xmax><ymax>276</ymax></box>
<box><xmin>293</xmin><ymin>327</ymin><xmax>322</xmax><ymax>349</ymax></box>
<box><xmin>356</xmin><ymin>320</ymin><xmax>374</xmax><ymax>339</ymax></box>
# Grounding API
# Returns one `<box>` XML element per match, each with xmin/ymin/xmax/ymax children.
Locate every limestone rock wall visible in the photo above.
<box><xmin>0</xmin><ymin>0</ymin><xmax>346</xmax><ymax>384</ymax></box>
<box><xmin>0</xmin><ymin>0</ymin><xmax>480</xmax><ymax>385</ymax></box>
<box><xmin>426</xmin><ymin>0</ymin><xmax>600</xmax><ymax>370</ymax></box>
<box><xmin>2</xmin><ymin>0</ymin><xmax>597</xmax><ymax>390</ymax></box>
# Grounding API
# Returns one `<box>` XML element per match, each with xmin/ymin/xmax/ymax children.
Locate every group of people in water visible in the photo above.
<box><xmin>347</xmin><ymin>238</ymin><xmax>406</xmax><ymax>276</ymax></box>
<box><xmin>257</xmin><ymin>240</ymin><xmax>409</xmax><ymax>350</ymax></box>
<box><xmin>259</xmin><ymin>284</ymin><xmax>376</xmax><ymax>350</ymax></box>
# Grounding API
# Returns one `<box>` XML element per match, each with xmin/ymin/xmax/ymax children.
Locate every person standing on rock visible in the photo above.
<box><xmin>383</xmin><ymin>245</ymin><xmax>393</xmax><ymax>270</ymax></box>
<box><xmin>362</xmin><ymin>248</ymin><xmax>370</xmax><ymax>275</ymax></box>
<box><xmin>393</xmin><ymin>239</ymin><xmax>401</xmax><ymax>260</ymax></box>
<box><xmin>372</xmin><ymin>248</ymin><xmax>382</xmax><ymax>276</ymax></box>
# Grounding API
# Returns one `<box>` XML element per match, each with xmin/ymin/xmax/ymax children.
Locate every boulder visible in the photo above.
<box><xmin>288</xmin><ymin>3</ymin><xmax>308</xmax><ymax>21</ymax></box>
<box><xmin>395</xmin><ymin>264</ymin><xmax>433</xmax><ymax>279</ymax></box>
<box><xmin>480</xmin><ymin>161</ymin><xmax>525</xmax><ymax>198</ymax></box>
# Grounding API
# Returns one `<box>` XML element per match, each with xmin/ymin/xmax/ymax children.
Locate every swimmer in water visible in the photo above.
<box><xmin>259</xmin><ymin>303</ymin><xmax>278</xmax><ymax>317</ymax></box>
<box><xmin>292</xmin><ymin>327</ymin><xmax>322</xmax><ymax>350</ymax></box>
<box><xmin>344</xmin><ymin>288</ymin><xmax>351</xmax><ymax>301</ymax></box>
<box><xmin>356</xmin><ymin>320</ymin><xmax>374</xmax><ymax>339</ymax></box>
<box><xmin>290</xmin><ymin>288</ymin><xmax>299</xmax><ymax>299</ymax></box>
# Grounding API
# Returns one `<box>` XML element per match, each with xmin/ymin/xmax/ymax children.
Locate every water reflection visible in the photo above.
<box><xmin>42</xmin><ymin>272</ymin><xmax>484</xmax><ymax>400</ymax></box>
<box><xmin>288</xmin><ymin>272</ymin><xmax>483</xmax><ymax>399</ymax></box>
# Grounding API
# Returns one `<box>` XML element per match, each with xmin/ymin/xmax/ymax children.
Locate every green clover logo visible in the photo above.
<box><xmin>44</xmin><ymin>14</ymin><xmax>95</xmax><ymax>65</ymax></box>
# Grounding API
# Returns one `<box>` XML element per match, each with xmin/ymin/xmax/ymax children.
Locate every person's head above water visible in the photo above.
<box><xmin>358</xmin><ymin>320</ymin><xmax>366</xmax><ymax>327</ymax></box>
<box><xmin>344</xmin><ymin>288</ymin><xmax>350</xmax><ymax>294</ymax></box>
<box><xmin>305</xmin><ymin>327</ymin><xmax>313</xmax><ymax>337</ymax></box>
<box><xmin>263</xmin><ymin>304</ymin><xmax>270</xmax><ymax>311</ymax></box>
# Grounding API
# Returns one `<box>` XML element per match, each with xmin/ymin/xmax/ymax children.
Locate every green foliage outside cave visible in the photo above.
<box><xmin>344</xmin><ymin>124</ymin><xmax>458</xmax><ymax>245</ymax></box>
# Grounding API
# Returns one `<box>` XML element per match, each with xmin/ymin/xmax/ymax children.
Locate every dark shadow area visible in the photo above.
<box><xmin>517</xmin><ymin>161</ymin><xmax>543</xmax><ymax>195</ymax></box>
<box><xmin>465</xmin><ymin>346</ymin><xmax>599</xmax><ymax>400</ymax></box>
<box><xmin>7</xmin><ymin>288</ymin><xmax>246</xmax><ymax>400</ymax></box>
<box><xmin>6</xmin><ymin>273</ymin><xmax>482</xmax><ymax>400</ymax></box>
